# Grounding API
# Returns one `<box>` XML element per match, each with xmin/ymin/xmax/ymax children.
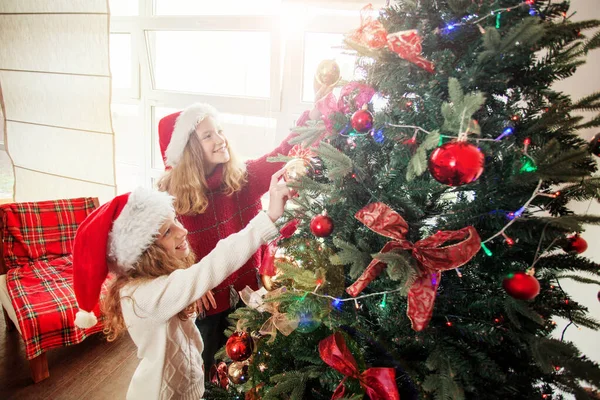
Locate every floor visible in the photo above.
<box><xmin>0</xmin><ymin>313</ymin><xmax>137</xmax><ymax>400</ymax></box>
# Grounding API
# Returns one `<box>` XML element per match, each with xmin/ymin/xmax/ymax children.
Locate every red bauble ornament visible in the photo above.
<box><xmin>350</xmin><ymin>109</ymin><xmax>374</xmax><ymax>133</ymax></box>
<box><xmin>310</xmin><ymin>214</ymin><xmax>334</xmax><ymax>237</ymax></box>
<box><xmin>502</xmin><ymin>272</ymin><xmax>540</xmax><ymax>300</ymax></box>
<box><xmin>564</xmin><ymin>234</ymin><xmax>588</xmax><ymax>254</ymax></box>
<box><xmin>589</xmin><ymin>132</ymin><xmax>600</xmax><ymax>157</ymax></box>
<box><xmin>428</xmin><ymin>141</ymin><xmax>485</xmax><ymax>186</ymax></box>
<box><xmin>225</xmin><ymin>331</ymin><xmax>254</xmax><ymax>362</ymax></box>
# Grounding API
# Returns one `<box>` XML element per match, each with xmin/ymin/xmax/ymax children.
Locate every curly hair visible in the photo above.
<box><xmin>101</xmin><ymin>242</ymin><xmax>197</xmax><ymax>342</ymax></box>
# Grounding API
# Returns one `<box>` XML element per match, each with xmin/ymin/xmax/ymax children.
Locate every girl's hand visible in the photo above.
<box><xmin>266</xmin><ymin>168</ymin><xmax>293</xmax><ymax>222</ymax></box>
<box><xmin>196</xmin><ymin>290</ymin><xmax>217</xmax><ymax>313</ymax></box>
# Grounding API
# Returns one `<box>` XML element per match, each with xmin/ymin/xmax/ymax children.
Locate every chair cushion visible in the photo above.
<box><xmin>6</xmin><ymin>256</ymin><xmax>107</xmax><ymax>360</ymax></box>
<box><xmin>1</xmin><ymin>197</ymin><xmax>96</xmax><ymax>270</ymax></box>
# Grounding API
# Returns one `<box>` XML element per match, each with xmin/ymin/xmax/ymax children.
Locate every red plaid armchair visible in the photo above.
<box><xmin>0</xmin><ymin>197</ymin><xmax>105</xmax><ymax>383</ymax></box>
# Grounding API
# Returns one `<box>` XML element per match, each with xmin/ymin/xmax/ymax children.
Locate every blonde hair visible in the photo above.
<box><xmin>158</xmin><ymin>129</ymin><xmax>247</xmax><ymax>215</ymax></box>
<box><xmin>101</xmin><ymin>243</ymin><xmax>197</xmax><ymax>342</ymax></box>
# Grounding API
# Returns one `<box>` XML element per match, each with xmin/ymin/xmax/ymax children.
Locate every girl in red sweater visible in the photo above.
<box><xmin>157</xmin><ymin>103</ymin><xmax>320</xmax><ymax>375</ymax></box>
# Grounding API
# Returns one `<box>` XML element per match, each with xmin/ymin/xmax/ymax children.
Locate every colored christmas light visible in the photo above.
<box><xmin>481</xmin><ymin>242</ymin><xmax>493</xmax><ymax>256</ymax></box>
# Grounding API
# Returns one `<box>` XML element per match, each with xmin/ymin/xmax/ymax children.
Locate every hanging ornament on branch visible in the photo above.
<box><xmin>226</xmin><ymin>331</ymin><xmax>254</xmax><ymax>362</ymax></box>
<box><xmin>260</xmin><ymin>219</ymin><xmax>299</xmax><ymax>291</ymax></box>
<box><xmin>589</xmin><ymin>132</ymin><xmax>600</xmax><ymax>157</ymax></box>
<box><xmin>502</xmin><ymin>270</ymin><xmax>540</xmax><ymax>301</ymax></box>
<box><xmin>350</xmin><ymin>106</ymin><xmax>374</xmax><ymax>133</ymax></box>
<box><xmin>310</xmin><ymin>212</ymin><xmax>335</xmax><ymax>237</ymax></box>
<box><xmin>283</xmin><ymin>145</ymin><xmax>317</xmax><ymax>182</ymax></box>
<box><xmin>314</xmin><ymin>59</ymin><xmax>341</xmax><ymax>103</ymax></box>
<box><xmin>227</xmin><ymin>360</ymin><xmax>250</xmax><ymax>385</ymax></box>
<box><xmin>563</xmin><ymin>234</ymin><xmax>588</xmax><ymax>254</ymax></box>
<box><xmin>428</xmin><ymin>141</ymin><xmax>485</xmax><ymax>186</ymax></box>
<box><xmin>315</xmin><ymin>59</ymin><xmax>341</xmax><ymax>87</ymax></box>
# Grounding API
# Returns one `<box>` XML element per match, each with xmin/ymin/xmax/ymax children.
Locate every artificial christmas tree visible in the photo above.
<box><xmin>206</xmin><ymin>1</ymin><xmax>600</xmax><ymax>399</ymax></box>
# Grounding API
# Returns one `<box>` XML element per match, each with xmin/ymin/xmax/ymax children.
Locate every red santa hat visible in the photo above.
<box><xmin>158</xmin><ymin>103</ymin><xmax>221</xmax><ymax>168</ymax></box>
<box><xmin>73</xmin><ymin>187</ymin><xmax>174</xmax><ymax>329</ymax></box>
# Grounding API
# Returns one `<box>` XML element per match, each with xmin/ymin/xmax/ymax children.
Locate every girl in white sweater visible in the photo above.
<box><xmin>72</xmin><ymin>169</ymin><xmax>291</xmax><ymax>399</ymax></box>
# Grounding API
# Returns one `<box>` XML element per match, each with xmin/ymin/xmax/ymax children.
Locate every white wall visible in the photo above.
<box><xmin>551</xmin><ymin>0</ymin><xmax>600</xmax><ymax>363</ymax></box>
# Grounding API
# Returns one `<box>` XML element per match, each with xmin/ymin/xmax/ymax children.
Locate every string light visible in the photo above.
<box><xmin>519</xmin><ymin>138</ymin><xmax>538</xmax><ymax>173</ymax></box>
<box><xmin>379</xmin><ymin>293</ymin><xmax>387</xmax><ymax>309</ymax></box>
<box><xmin>495</xmin><ymin>126</ymin><xmax>515</xmax><ymax>141</ymax></box>
<box><xmin>483</xmin><ymin>180</ymin><xmax>543</xmax><ymax>244</ymax></box>
<box><xmin>332</xmin><ymin>298</ymin><xmax>342</xmax><ymax>309</ymax></box>
<box><xmin>481</xmin><ymin>242</ymin><xmax>493</xmax><ymax>256</ymax></box>
<box><xmin>371</xmin><ymin>128</ymin><xmax>385</xmax><ymax>143</ymax></box>
<box><xmin>439</xmin><ymin>2</ymin><xmax>531</xmax><ymax>33</ymax></box>
<box><xmin>537</xmin><ymin>191</ymin><xmax>560</xmax><ymax>198</ymax></box>
<box><xmin>290</xmin><ymin>286</ymin><xmax>403</xmax><ymax>305</ymax></box>
<box><xmin>502</xmin><ymin>232</ymin><xmax>515</xmax><ymax>246</ymax></box>
<box><xmin>386</xmin><ymin>123</ymin><xmax>499</xmax><ymax>142</ymax></box>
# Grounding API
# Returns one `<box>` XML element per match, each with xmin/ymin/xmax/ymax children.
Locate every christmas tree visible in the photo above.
<box><xmin>207</xmin><ymin>1</ymin><xmax>600</xmax><ymax>399</ymax></box>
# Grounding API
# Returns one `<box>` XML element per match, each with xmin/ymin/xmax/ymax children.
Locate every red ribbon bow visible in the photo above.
<box><xmin>260</xmin><ymin>219</ymin><xmax>300</xmax><ymax>276</ymax></box>
<box><xmin>319</xmin><ymin>332</ymin><xmax>400</xmax><ymax>400</ymax></box>
<box><xmin>210</xmin><ymin>361</ymin><xmax>229</xmax><ymax>389</ymax></box>
<box><xmin>348</xmin><ymin>4</ymin><xmax>435</xmax><ymax>73</ymax></box>
<box><xmin>346</xmin><ymin>202</ymin><xmax>481</xmax><ymax>331</ymax></box>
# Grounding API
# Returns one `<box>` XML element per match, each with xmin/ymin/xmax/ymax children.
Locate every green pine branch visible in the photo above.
<box><xmin>316</xmin><ymin>142</ymin><xmax>354</xmax><ymax>180</ymax></box>
<box><xmin>264</xmin><ymin>367</ymin><xmax>323</xmax><ymax>400</ymax></box>
<box><xmin>406</xmin><ymin>130</ymin><xmax>441</xmax><ymax>181</ymax></box>
<box><xmin>570</xmin><ymin>92</ymin><xmax>600</xmax><ymax>112</ymax></box>
<box><xmin>331</xmin><ymin>237</ymin><xmax>372</xmax><ymax>279</ymax></box>
<box><xmin>288</xmin><ymin>121</ymin><xmax>328</xmax><ymax>147</ymax></box>
<box><xmin>441</xmin><ymin>79</ymin><xmax>485</xmax><ymax>135</ymax></box>
<box><xmin>478</xmin><ymin>18</ymin><xmax>545</xmax><ymax>63</ymax></box>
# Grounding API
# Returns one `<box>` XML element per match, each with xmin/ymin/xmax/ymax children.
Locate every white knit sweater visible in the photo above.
<box><xmin>120</xmin><ymin>212</ymin><xmax>278</xmax><ymax>400</ymax></box>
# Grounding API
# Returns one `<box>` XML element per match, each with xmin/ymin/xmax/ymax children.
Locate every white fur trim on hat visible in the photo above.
<box><xmin>165</xmin><ymin>102</ymin><xmax>221</xmax><ymax>168</ymax></box>
<box><xmin>108</xmin><ymin>187</ymin><xmax>174</xmax><ymax>269</ymax></box>
<box><xmin>75</xmin><ymin>309</ymin><xmax>98</xmax><ymax>329</ymax></box>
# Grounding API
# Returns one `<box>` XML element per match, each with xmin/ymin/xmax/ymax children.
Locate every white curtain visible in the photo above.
<box><xmin>0</xmin><ymin>0</ymin><xmax>116</xmax><ymax>203</ymax></box>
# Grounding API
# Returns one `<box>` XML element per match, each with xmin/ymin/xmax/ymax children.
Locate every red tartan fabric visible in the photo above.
<box><xmin>1</xmin><ymin>197</ymin><xmax>102</xmax><ymax>360</ymax></box>
<box><xmin>7</xmin><ymin>257</ymin><xmax>107</xmax><ymax>359</ymax></box>
<box><xmin>1</xmin><ymin>198</ymin><xmax>96</xmax><ymax>270</ymax></box>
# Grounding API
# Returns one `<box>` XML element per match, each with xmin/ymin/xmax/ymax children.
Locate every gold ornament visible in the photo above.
<box><xmin>283</xmin><ymin>158</ymin><xmax>310</xmax><ymax>182</ymax></box>
<box><xmin>260</xmin><ymin>256</ymin><xmax>295</xmax><ymax>291</ymax></box>
<box><xmin>315</xmin><ymin>59</ymin><xmax>341</xmax><ymax>87</ymax></box>
<box><xmin>227</xmin><ymin>360</ymin><xmax>250</xmax><ymax>385</ymax></box>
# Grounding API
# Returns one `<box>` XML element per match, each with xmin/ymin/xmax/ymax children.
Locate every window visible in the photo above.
<box><xmin>109</xmin><ymin>0</ymin><xmax>367</xmax><ymax>193</ymax></box>
<box><xmin>147</xmin><ymin>31</ymin><xmax>271</xmax><ymax>98</ymax></box>
<box><xmin>109</xmin><ymin>0</ymin><xmax>138</xmax><ymax>16</ymax></box>
<box><xmin>154</xmin><ymin>0</ymin><xmax>280</xmax><ymax>16</ymax></box>
<box><xmin>110</xmin><ymin>34</ymin><xmax>133</xmax><ymax>90</ymax></box>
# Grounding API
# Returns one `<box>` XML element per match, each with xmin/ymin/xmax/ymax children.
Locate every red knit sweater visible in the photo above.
<box><xmin>178</xmin><ymin>112</ymin><xmax>309</xmax><ymax>315</ymax></box>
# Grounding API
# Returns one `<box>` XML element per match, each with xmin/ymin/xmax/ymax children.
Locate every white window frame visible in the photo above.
<box><xmin>109</xmin><ymin>0</ymin><xmax>373</xmax><ymax>191</ymax></box>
